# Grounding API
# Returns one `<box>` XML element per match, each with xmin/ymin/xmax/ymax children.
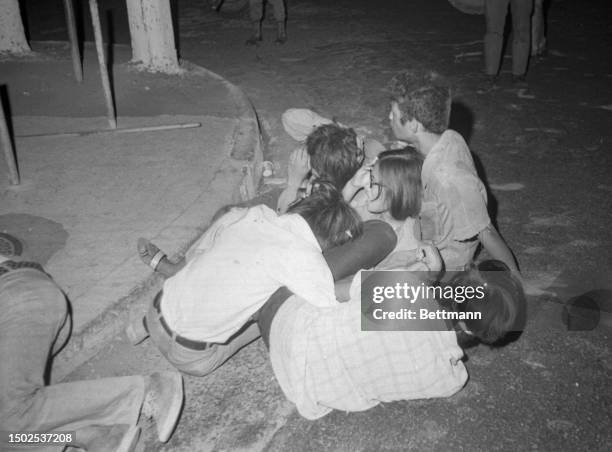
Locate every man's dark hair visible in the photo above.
<box><xmin>305</xmin><ymin>123</ymin><xmax>363</xmax><ymax>190</ymax></box>
<box><xmin>388</xmin><ymin>70</ymin><xmax>452</xmax><ymax>134</ymax></box>
<box><xmin>451</xmin><ymin>260</ymin><xmax>526</xmax><ymax>345</ymax></box>
<box><xmin>287</xmin><ymin>182</ymin><xmax>362</xmax><ymax>251</ymax></box>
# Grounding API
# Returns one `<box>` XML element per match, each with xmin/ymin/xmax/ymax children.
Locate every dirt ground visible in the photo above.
<box><xmin>16</xmin><ymin>0</ymin><xmax>612</xmax><ymax>450</ymax></box>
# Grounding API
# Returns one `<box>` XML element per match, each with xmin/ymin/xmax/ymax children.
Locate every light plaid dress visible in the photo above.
<box><xmin>269</xmin><ymin>272</ymin><xmax>468</xmax><ymax>420</ymax></box>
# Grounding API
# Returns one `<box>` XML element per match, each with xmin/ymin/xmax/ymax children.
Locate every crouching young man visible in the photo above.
<box><xmin>387</xmin><ymin>70</ymin><xmax>519</xmax><ymax>273</ymax></box>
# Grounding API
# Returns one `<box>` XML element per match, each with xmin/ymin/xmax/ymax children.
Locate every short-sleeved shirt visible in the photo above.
<box><xmin>161</xmin><ymin>205</ymin><xmax>336</xmax><ymax>343</ymax></box>
<box><xmin>420</xmin><ymin>130</ymin><xmax>490</xmax><ymax>270</ymax></box>
<box><xmin>269</xmin><ymin>271</ymin><xmax>468</xmax><ymax>420</ymax></box>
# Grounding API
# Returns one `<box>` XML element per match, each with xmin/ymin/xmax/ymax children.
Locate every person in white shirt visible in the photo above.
<box><xmin>131</xmin><ymin>184</ymin><xmax>390</xmax><ymax>377</ymax></box>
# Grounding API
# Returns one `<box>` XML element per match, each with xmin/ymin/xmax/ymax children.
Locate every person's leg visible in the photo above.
<box><xmin>258</xmin><ymin>287</ymin><xmax>293</xmax><ymax>348</ymax></box>
<box><xmin>145</xmin><ymin>293</ymin><xmax>261</xmax><ymax>377</ymax></box>
<box><xmin>0</xmin><ymin>270</ymin><xmax>144</xmax><ymax>437</ymax></box>
<box><xmin>511</xmin><ymin>0</ymin><xmax>534</xmax><ymax>76</ymax></box>
<box><xmin>246</xmin><ymin>0</ymin><xmax>264</xmax><ymax>44</ymax></box>
<box><xmin>270</xmin><ymin>0</ymin><xmax>287</xmax><ymax>43</ymax></box>
<box><xmin>270</xmin><ymin>0</ymin><xmax>286</xmax><ymax>22</ymax></box>
<box><xmin>0</xmin><ymin>269</ymin><xmax>72</xmax><ymax>430</ymax></box>
<box><xmin>323</xmin><ymin>219</ymin><xmax>397</xmax><ymax>281</ymax></box>
<box><xmin>281</xmin><ymin>108</ymin><xmax>334</xmax><ymax>142</ymax></box>
<box><xmin>531</xmin><ymin>0</ymin><xmax>547</xmax><ymax>56</ymax></box>
<box><xmin>19</xmin><ymin>377</ymin><xmax>145</xmax><ymax>431</ymax></box>
<box><xmin>484</xmin><ymin>0</ymin><xmax>511</xmax><ymax>76</ymax></box>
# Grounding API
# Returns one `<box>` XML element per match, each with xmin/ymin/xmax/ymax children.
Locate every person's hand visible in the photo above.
<box><xmin>342</xmin><ymin>159</ymin><xmax>377</xmax><ymax>203</ymax></box>
<box><xmin>363</xmin><ymin>138</ymin><xmax>385</xmax><ymax>162</ymax></box>
<box><xmin>350</xmin><ymin>165</ymin><xmax>371</xmax><ymax>189</ymax></box>
<box><xmin>416</xmin><ymin>242</ymin><xmax>443</xmax><ymax>273</ymax></box>
<box><xmin>287</xmin><ymin>146</ymin><xmax>310</xmax><ymax>188</ymax></box>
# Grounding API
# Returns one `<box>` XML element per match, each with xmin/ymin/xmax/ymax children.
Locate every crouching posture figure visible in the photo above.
<box><xmin>133</xmin><ymin>184</ymin><xmax>387</xmax><ymax>377</ymax></box>
<box><xmin>0</xmin><ymin>245</ymin><xmax>183</xmax><ymax>452</ymax></box>
<box><xmin>257</xmin><ymin>247</ymin><xmax>526</xmax><ymax>419</ymax></box>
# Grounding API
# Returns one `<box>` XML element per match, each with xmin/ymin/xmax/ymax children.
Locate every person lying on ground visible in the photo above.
<box><xmin>130</xmin><ymin>184</ymin><xmax>382</xmax><ymax>377</ymax></box>
<box><xmin>281</xmin><ymin>107</ymin><xmax>388</xmax><ymax>161</ymax></box>
<box><xmin>256</xmin><ymin>244</ymin><xmax>526</xmax><ymax>420</ymax></box>
<box><xmin>387</xmin><ymin>69</ymin><xmax>519</xmax><ymax>272</ymax></box>
<box><xmin>0</xmin><ymin>237</ymin><xmax>183</xmax><ymax>452</ymax></box>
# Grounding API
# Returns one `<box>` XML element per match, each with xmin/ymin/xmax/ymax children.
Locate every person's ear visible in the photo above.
<box><xmin>413</xmin><ymin>119</ymin><xmax>423</xmax><ymax>134</ymax></box>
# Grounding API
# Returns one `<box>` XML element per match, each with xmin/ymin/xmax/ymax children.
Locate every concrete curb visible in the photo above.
<box><xmin>53</xmin><ymin>61</ymin><xmax>264</xmax><ymax>381</ymax></box>
<box><xmin>181</xmin><ymin>60</ymin><xmax>265</xmax><ymax>200</ymax></box>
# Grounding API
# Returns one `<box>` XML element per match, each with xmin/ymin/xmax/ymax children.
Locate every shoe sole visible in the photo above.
<box><xmin>125</xmin><ymin>318</ymin><xmax>149</xmax><ymax>345</ymax></box>
<box><xmin>158</xmin><ymin>372</ymin><xmax>184</xmax><ymax>443</ymax></box>
<box><xmin>0</xmin><ymin>233</ymin><xmax>23</xmax><ymax>257</ymax></box>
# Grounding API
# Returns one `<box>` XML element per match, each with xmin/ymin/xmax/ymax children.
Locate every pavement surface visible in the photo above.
<box><xmin>0</xmin><ymin>42</ymin><xmax>263</xmax><ymax>378</ymax></box>
<box><xmin>3</xmin><ymin>0</ymin><xmax>612</xmax><ymax>451</ymax></box>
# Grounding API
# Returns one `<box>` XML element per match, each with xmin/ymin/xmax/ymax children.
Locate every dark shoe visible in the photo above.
<box><xmin>275</xmin><ymin>21</ymin><xmax>287</xmax><ymax>44</ymax></box>
<box><xmin>83</xmin><ymin>425</ymin><xmax>140</xmax><ymax>452</ymax></box>
<box><xmin>0</xmin><ymin>233</ymin><xmax>23</xmax><ymax>257</ymax></box>
<box><xmin>512</xmin><ymin>74</ymin><xmax>528</xmax><ymax>88</ymax></box>
<box><xmin>142</xmin><ymin>372</ymin><xmax>184</xmax><ymax>442</ymax></box>
<box><xmin>126</xmin><ymin>315</ymin><xmax>149</xmax><ymax>345</ymax></box>
<box><xmin>245</xmin><ymin>34</ymin><xmax>262</xmax><ymax>45</ymax></box>
<box><xmin>116</xmin><ymin>425</ymin><xmax>141</xmax><ymax>452</ymax></box>
<box><xmin>245</xmin><ymin>21</ymin><xmax>262</xmax><ymax>46</ymax></box>
<box><xmin>480</xmin><ymin>74</ymin><xmax>499</xmax><ymax>91</ymax></box>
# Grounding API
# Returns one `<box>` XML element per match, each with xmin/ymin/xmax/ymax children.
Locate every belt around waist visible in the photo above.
<box><xmin>153</xmin><ymin>291</ymin><xmax>212</xmax><ymax>351</ymax></box>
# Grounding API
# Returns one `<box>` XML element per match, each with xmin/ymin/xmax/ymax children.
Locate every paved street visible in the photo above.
<box><xmin>19</xmin><ymin>0</ymin><xmax>612</xmax><ymax>450</ymax></box>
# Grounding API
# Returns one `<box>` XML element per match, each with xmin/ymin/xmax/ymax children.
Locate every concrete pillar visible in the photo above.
<box><xmin>0</xmin><ymin>0</ymin><xmax>31</xmax><ymax>54</ymax></box>
<box><xmin>126</xmin><ymin>0</ymin><xmax>180</xmax><ymax>73</ymax></box>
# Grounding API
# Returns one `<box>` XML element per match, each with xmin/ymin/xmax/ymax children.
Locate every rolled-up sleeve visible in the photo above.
<box><xmin>272</xmin><ymin>247</ymin><xmax>337</xmax><ymax>307</ymax></box>
<box><xmin>439</xmin><ymin>170</ymin><xmax>490</xmax><ymax>241</ymax></box>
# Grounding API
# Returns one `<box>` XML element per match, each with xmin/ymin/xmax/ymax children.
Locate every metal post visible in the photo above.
<box><xmin>63</xmin><ymin>0</ymin><xmax>83</xmax><ymax>83</ymax></box>
<box><xmin>88</xmin><ymin>0</ymin><xmax>117</xmax><ymax>129</ymax></box>
<box><xmin>0</xmin><ymin>95</ymin><xmax>20</xmax><ymax>185</ymax></box>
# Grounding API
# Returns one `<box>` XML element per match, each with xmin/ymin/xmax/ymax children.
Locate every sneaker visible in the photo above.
<box><xmin>0</xmin><ymin>233</ymin><xmax>23</xmax><ymax>257</ymax></box>
<box><xmin>116</xmin><ymin>425</ymin><xmax>141</xmax><ymax>452</ymax></box>
<box><xmin>126</xmin><ymin>315</ymin><xmax>149</xmax><ymax>345</ymax></box>
<box><xmin>85</xmin><ymin>425</ymin><xmax>140</xmax><ymax>452</ymax></box>
<box><xmin>512</xmin><ymin>75</ymin><xmax>528</xmax><ymax>88</ymax></box>
<box><xmin>481</xmin><ymin>74</ymin><xmax>499</xmax><ymax>91</ymax></box>
<box><xmin>142</xmin><ymin>372</ymin><xmax>184</xmax><ymax>443</ymax></box>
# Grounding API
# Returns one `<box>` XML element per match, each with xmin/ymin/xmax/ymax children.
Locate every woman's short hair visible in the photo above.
<box><xmin>377</xmin><ymin>146</ymin><xmax>424</xmax><ymax>221</ymax></box>
<box><xmin>287</xmin><ymin>182</ymin><xmax>363</xmax><ymax>251</ymax></box>
<box><xmin>451</xmin><ymin>260</ymin><xmax>526</xmax><ymax>345</ymax></box>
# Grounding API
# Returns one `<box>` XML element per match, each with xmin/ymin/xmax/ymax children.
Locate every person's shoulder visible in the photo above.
<box><xmin>438</xmin><ymin>129</ymin><xmax>470</xmax><ymax>154</ymax></box>
<box><xmin>243</xmin><ymin>204</ymin><xmax>279</xmax><ymax>221</ymax></box>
